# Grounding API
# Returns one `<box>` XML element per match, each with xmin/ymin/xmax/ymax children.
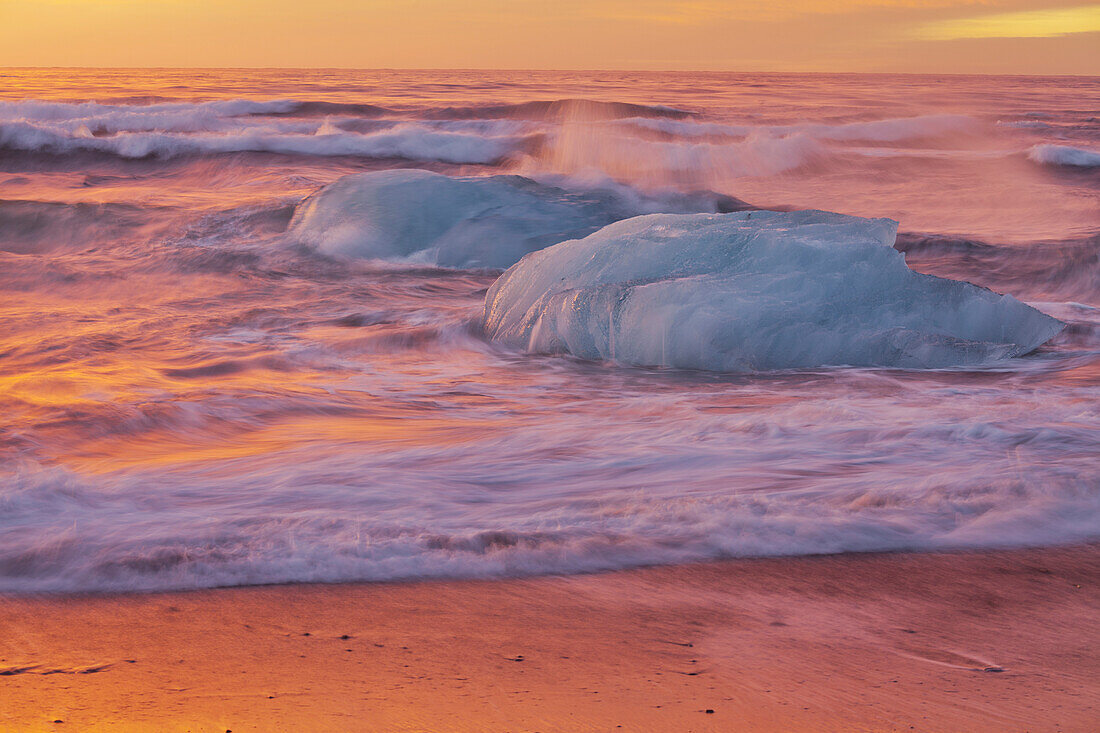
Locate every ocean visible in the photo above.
<box><xmin>1</xmin><ymin>68</ymin><xmax>1097</xmax><ymax>592</ymax></box>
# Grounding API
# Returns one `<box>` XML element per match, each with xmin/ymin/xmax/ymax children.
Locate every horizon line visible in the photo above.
<box><xmin>2</xmin><ymin>66</ymin><xmax>1098</xmax><ymax>78</ymax></box>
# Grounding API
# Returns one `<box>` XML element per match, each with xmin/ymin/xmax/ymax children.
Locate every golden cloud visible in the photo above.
<box><xmin>913</xmin><ymin>3</ymin><xmax>1100</xmax><ymax>39</ymax></box>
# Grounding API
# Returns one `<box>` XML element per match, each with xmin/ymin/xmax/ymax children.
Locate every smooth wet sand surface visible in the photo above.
<box><xmin>1</xmin><ymin>546</ymin><xmax>1097</xmax><ymax>732</ymax></box>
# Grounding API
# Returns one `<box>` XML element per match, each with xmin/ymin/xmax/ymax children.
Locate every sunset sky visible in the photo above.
<box><xmin>1</xmin><ymin>1</ymin><xmax>1098</xmax><ymax>73</ymax></box>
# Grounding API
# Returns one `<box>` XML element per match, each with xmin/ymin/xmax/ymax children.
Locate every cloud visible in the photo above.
<box><xmin>581</xmin><ymin>1</ymin><xmax>1003</xmax><ymax>25</ymax></box>
<box><xmin>913</xmin><ymin>3</ymin><xmax>1100</xmax><ymax>39</ymax></box>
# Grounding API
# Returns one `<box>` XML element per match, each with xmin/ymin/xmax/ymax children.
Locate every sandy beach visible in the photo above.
<box><xmin>1</xmin><ymin>545</ymin><xmax>1096</xmax><ymax>732</ymax></box>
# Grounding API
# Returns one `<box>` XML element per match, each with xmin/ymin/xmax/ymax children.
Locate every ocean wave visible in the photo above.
<box><xmin>522</xmin><ymin>113</ymin><xmax>981</xmax><ymax>187</ymax></box>
<box><xmin>0</xmin><ymin>98</ymin><xmax>395</xmax><ymax>147</ymax></box>
<box><xmin>775</xmin><ymin>113</ymin><xmax>978</xmax><ymax>143</ymax></box>
<box><xmin>619</xmin><ymin>113</ymin><xmax>977</xmax><ymax>144</ymax></box>
<box><xmin>423</xmin><ymin>98</ymin><xmax>694</xmax><ymax>121</ymax></box>
<box><xmin>0</xmin><ymin>100</ymin><xmax>984</xmax><ymax>179</ymax></box>
<box><xmin>0</xmin><ymin>98</ymin><xmax>390</xmax><ymax>120</ymax></box>
<box><xmin>0</xmin><ymin>121</ymin><xmax>533</xmax><ymax>164</ymax></box>
<box><xmin>894</xmin><ymin>232</ymin><xmax>997</xmax><ymax>255</ymax></box>
<box><xmin>1028</xmin><ymin>144</ymin><xmax>1100</xmax><ymax>168</ymax></box>
<box><xmin>0</xmin><ymin>199</ymin><xmax>175</xmax><ymax>255</ymax></box>
<box><xmin>531</xmin><ymin>129</ymin><xmax>824</xmax><ymax>184</ymax></box>
<box><xmin>260</xmin><ymin>100</ymin><xmax>391</xmax><ymax>117</ymax></box>
<box><xmin>0</xmin><ymin>98</ymin><xmax>689</xmax><ymax>132</ymax></box>
<box><xmin>2</xmin><ymin>459</ymin><xmax>1095</xmax><ymax>594</ymax></box>
<box><xmin>998</xmin><ymin>119</ymin><xmax>1053</xmax><ymax>130</ymax></box>
<box><xmin>0</xmin><ymin>197</ymin><xmax>297</xmax><ymax>269</ymax></box>
<box><xmin>900</xmin><ymin>232</ymin><xmax>1100</xmax><ymax>307</ymax></box>
<box><xmin>0</xmin><ymin>102</ymin><xmax>531</xmax><ymax>145</ymax></box>
<box><xmin>0</xmin><ymin>98</ymin><xmax>302</xmax><ymax>123</ymax></box>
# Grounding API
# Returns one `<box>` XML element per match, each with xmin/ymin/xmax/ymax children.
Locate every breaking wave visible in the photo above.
<box><xmin>0</xmin><ymin>120</ymin><xmax>534</xmax><ymax>163</ymax></box>
<box><xmin>1029</xmin><ymin>143</ymin><xmax>1100</xmax><ymax>168</ymax></box>
<box><xmin>4</xmin><ymin>448</ymin><xmax>1097</xmax><ymax>593</ymax></box>
<box><xmin>0</xmin><ymin>99</ymin><xmax>986</xmax><ymax>177</ymax></box>
<box><xmin>424</xmin><ymin>98</ymin><xmax>695</xmax><ymax>121</ymax></box>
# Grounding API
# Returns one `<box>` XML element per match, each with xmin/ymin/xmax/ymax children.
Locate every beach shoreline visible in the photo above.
<box><xmin>1</xmin><ymin>544</ymin><xmax>1097</xmax><ymax>731</ymax></box>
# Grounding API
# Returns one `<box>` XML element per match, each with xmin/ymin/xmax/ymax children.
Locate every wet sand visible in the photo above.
<box><xmin>1</xmin><ymin>545</ymin><xmax>1097</xmax><ymax>732</ymax></box>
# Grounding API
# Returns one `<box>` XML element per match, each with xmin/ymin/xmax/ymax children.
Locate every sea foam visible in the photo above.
<box><xmin>0</xmin><ymin>120</ymin><xmax>529</xmax><ymax>164</ymax></box>
<box><xmin>1028</xmin><ymin>144</ymin><xmax>1100</xmax><ymax>168</ymax></box>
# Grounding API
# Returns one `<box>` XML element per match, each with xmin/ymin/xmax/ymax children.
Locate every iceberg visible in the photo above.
<box><xmin>483</xmin><ymin>210</ymin><xmax>1064</xmax><ymax>371</ymax></box>
<box><xmin>287</xmin><ymin>169</ymin><xmax>742</xmax><ymax>269</ymax></box>
<box><xmin>288</xmin><ymin>169</ymin><xmax>628</xmax><ymax>268</ymax></box>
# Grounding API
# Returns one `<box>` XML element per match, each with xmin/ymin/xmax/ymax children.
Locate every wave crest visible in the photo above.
<box><xmin>0</xmin><ymin>120</ymin><xmax>532</xmax><ymax>164</ymax></box>
<box><xmin>1028</xmin><ymin>144</ymin><xmax>1100</xmax><ymax>168</ymax></box>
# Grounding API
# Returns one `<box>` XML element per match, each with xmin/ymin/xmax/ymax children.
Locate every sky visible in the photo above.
<box><xmin>1</xmin><ymin>1</ymin><xmax>1097</xmax><ymax>74</ymax></box>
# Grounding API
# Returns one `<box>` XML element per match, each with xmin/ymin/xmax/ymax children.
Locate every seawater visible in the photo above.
<box><xmin>1</xmin><ymin>69</ymin><xmax>1098</xmax><ymax>592</ymax></box>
